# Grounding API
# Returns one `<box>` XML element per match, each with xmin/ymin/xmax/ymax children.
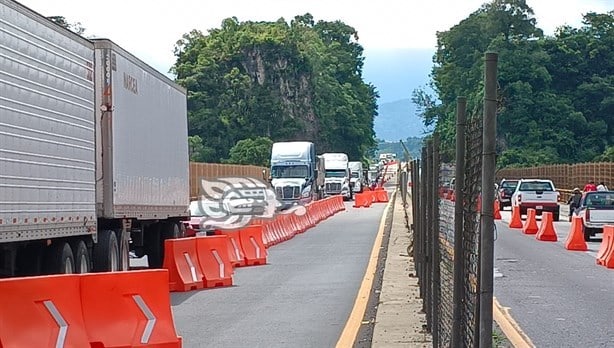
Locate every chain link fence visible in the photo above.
<box><xmin>410</xmin><ymin>110</ymin><xmax>485</xmax><ymax>348</ymax></box>
<box><xmin>409</xmin><ymin>53</ymin><xmax>498</xmax><ymax>348</ymax></box>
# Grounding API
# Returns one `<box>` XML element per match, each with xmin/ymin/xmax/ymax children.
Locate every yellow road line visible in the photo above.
<box><xmin>335</xmin><ymin>189</ymin><xmax>395</xmax><ymax>348</ymax></box>
<box><xmin>493</xmin><ymin>297</ymin><xmax>535</xmax><ymax>348</ymax></box>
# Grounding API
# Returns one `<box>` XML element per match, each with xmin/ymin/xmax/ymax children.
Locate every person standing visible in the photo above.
<box><xmin>597</xmin><ymin>182</ymin><xmax>609</xmax><ymax>191</ymax></box>
<box><xmin>583</xmin><ymin>181</ymin><xmax>597</xmax><ymax>192</ymax></box>
<box><xmin>567</xmin><ymin>188</ymin><xmax>582</xmax><ymax>221</ymax></box>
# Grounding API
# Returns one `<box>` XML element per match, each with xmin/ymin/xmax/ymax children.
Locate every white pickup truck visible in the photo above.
<box><xmin>511</xmin><ymin>179</ymin><xmax>561</xmax><ymax>221</ymax></box>
<box><xmin>572</xmin><ymin>191</ymin><xmax>614</xmax><ymax>241</ymax></box>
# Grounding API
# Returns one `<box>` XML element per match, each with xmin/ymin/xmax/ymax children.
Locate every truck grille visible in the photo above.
<box><xmin>276</xmin><ymin>186</ymin><xmax>300</xmax><ymax>199</ymax></box>
<box><xmin>326</xmin><ymin>183</ymin><xmax>342</xmax><ymax>193</ymax></box>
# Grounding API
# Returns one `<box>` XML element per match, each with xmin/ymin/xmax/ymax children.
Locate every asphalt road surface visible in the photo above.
<box><xmin>169</xmin><ymin>199</ymin><xmax>388</xmax><ymax>347</ymax></box>
<box><xmin>495</xmin><ymin>209</ymin><xmax>614</xmax><ymax>348</ymax></box>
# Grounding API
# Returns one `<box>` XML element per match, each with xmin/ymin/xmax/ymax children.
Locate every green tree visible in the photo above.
<box><xmin>413</xmin><ymin>1</ymin><xmax>613</xmax><ymax>167</ymax></box>
<box><xmin>172</xmin><ymin>14</ymin><xmax>377</xmax><ymax>163</ymax></box>
<box><xmin>188</xmin><ymin>135</ymin><xmax>209</xmax><ymax>162</ymax></box>
<box><xmin>224</xmin><ymin>137</ymin><xmax>273</xmax><ymax>167</ymax></box>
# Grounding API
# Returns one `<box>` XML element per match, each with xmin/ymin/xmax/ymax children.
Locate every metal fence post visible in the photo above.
<box><xmin>425</xmin><ymin>143</ymin><xmax>434</xmax><ymax>331</ymax></box>
<box><xmin>432</xmin><ymin>134</ymin><xmax>441</xmax><ymax>347</ymax></box>
<box><xmin>479</xmin><ymin>52</ymin><xmax>498</xmax><ymax>348</ymax></box>
<box><xmin>452</xmin><ymin>97</ymin><xmax>467</xmax><ymax>348</ymax></box>
<box><xmin>420</xmin><ymin>149</ymin><xmax>428</xmax><ymax>315</ymax></box>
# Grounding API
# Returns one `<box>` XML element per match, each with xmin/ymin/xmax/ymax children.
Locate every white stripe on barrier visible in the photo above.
<box><xmin>43</xmin><ymin>300</ymin><xmax>67</xmax><ymax>348</ymax></box>
<box><xmin>132</xmin><ymin>295</ymin><xmax>156</xmax><ymax>344</ymax></box>
<box><xmin>183</xmin><ymin>252</ymin><xmax>198</xmax><ymax>282</ymax></box>
<box><xmin>249</xmin><ymin>236</ymin><xmax>261</xmax><ymax>259</ymax></box>
<box><xmin>212</xmin><ymin>250</ymin><xmax>225</xmax><ymax>278</ymax></box>
<box><xmin>230</xmin><ymin>238</ymin><xmax>242</xmax><ymax>260</ymax></box>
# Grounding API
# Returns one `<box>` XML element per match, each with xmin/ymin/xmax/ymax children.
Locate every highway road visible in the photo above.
<box><xmin>495</xmin><ymin>209</ymin><xmax>614</xmax><ymax>348</ymax></box>
<box><xmin>168</xmin><ymin>199</ymin><xmax>388</xmax><ymax>347</ymax></box>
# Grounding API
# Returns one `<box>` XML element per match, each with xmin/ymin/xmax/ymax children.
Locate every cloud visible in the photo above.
<box><xmin>15</xmin><ymin>0</ymin><xmax>612</xmax><ymax>77</ymax></box>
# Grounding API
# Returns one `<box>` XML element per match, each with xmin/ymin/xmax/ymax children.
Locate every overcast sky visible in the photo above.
<box><xmin>17</xmin><ymin>0</ymin><xmax>611</xmax><ymax>79</ymax></box>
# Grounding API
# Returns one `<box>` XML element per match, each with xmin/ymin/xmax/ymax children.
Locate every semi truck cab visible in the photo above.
<box><xmin>322</xmin><ymin>153</ymin><xmax>352</xmax><ymax>200</ymax></box>
<box><xmin>270</xmin><ymin>142</ymin><xmax>319</xmax><ymax>209</ymax></box>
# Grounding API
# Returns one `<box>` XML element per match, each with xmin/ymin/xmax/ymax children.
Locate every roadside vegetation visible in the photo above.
<box><xmin>412</xmin><ymin>0</ymin><xmax>613</xmax><ymax>168</ymax></box>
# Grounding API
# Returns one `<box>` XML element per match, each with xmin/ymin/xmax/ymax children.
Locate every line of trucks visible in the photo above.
<box><xmin>0</xmin><ymin>0</ymin><xmax>382</xmax><ymax>278</ymax></box>
<box><xmin>268</xmin><ymin>141</ymin><xmax>375</xmax><ymax>209</ymax></box>
<box><xmin>0</xmin><ymin>0</ymin><xmax>189</xmax><ymax>277</ymax></box>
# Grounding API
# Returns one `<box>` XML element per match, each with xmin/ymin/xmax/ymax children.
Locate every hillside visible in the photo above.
<box><xmin>374</xmin><ymin>99</ymin><xmax>427</xmax><ymax>141</ymax></box>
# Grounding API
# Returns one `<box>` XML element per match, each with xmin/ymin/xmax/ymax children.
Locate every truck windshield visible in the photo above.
<box><xmin>351</xmin><ymin>172</ymin><xmax>359</xmax><ymax>178</ymax></box>
<box><xmin>325</xmin><ymin>170</ymin><xmax>346</xmax><ymax>178</ymax></box>
<box><xmin>271</xmin><ymin>165</ymin><xmax>309</xmax><ymax>179</ymax></box>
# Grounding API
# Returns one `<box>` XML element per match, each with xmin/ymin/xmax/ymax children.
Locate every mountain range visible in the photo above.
<box><xmin>361</xmin><ymin>48</ymin><xmax>434</xmax><ymax>141</ymax></box>
<box><xmin>374</xmin><ymin>98</ymin><xmax>431</xmax><ymax>141</ymax></box>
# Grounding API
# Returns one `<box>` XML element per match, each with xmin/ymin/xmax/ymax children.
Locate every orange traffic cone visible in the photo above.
<box><xmin>509</xmin><ymin>206</ymin><xmax>523</xmax><ymax>229</ymax></box>
<box><xmin>564</xmin><ymin>216</ymin><xmax>588</xmax><ymax>251</ymax></box>
<box><xmin>522</xmin><ymin>208</ymin><xmax>538</xmax><ymax>235</ymax></box>
<box><xmin>536</xmin><ymin>212</ymin><xmax>557</xmax><ymax>241</ymax></box>
<box><xmin>494</xmin><ymin>200</ymin><xmax>501</xmax><ymax>220</ymax></box>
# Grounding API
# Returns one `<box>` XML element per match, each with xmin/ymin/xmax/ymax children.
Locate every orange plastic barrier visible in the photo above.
<box><xmin>596</xmin><ymin>225</ymin><xmax>614</xmax><ymax>268</ymax></box>
<box><xmin>218</xmin><ymin>230</ymin><xmax>246</xmax><ymax>267</ymax></box>
<box><xmin>565</xmin><ymin>216</ymin><xmax>588</xmax><ymax>251</ymax></box>
<box><xmin>353</xmin><ymin>193</ymin><xmax>368</xmax><ymax>208</ymax></box>
<box><xmin>522</xmin><ymin>208</ymin><xmax>538</xmax><ymax>235</ymax></box>
<box><xmin>536</xmin><ymin>212</ymin><xmax>558</xmax><ymax>242</ymax></box>
<box><xmin>163</xmin><ymin>238</ymin><xmax>205</xmax><ymax>292</ymax></box>
<box><xmin>494</xmin><ymin>200</ymin><xmax>502</xmax><ymax>220</ymax></box>
<box><xmin>239</xmin><ymin>225</ymin><xmax>268</xmax><ymax>266</ymax></box>
<box><xmin>195</xmin><ymin>235</ymin><xmax>234</xmax><ymax>288</ymax></box>
<box><xmin>80</xmin><ymin>270</ymin><xmax>182</xmax><ymax>347</ymax></box>
<box><xmin>374</xmin><ymin>190</ymin><xmax>389</xmax><ymax>203</ymax></box>
<box><xmin>362</xmin><ymin>193</ymin><xmax>373</xmax><ymax>207</ymax></box>
<box><xmin>0</xmin><ymin>274</ymin><xmax>91</xmax><ymax>348</ymax></box>
<box><xmin>509</xmin><ymin>206</ymin><xmax>523</xmax><ymax>229</ymax></box>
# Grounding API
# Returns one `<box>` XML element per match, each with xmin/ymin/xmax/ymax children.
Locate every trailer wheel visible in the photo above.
<box><xmin>93</xmin><ymin>229</ymin><xmax>119</xmax><ymax>272</ymax></box>
<box><xmin>44</xmin><ymin>242</ymin><xmax>75</xmax><ymax>275</ymax></box>
<box><xmin>115</xmin><ymin>229</ymin><xmax>130</xmax><ymax>271</ymax></box>
<box><xmin>71</xmin><ymin>239</ymin><xmax>91</xmax><ymax>274</ymax></box>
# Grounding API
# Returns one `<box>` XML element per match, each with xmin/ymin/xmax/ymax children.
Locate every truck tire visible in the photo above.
<box><xmin>71</xmin><ymin>239</ymin><xmax>91</xmax><ymax>274</ymax></box>
<box><xmin>93</xmin><ymin>229</ymin><xmax>120</xmax><ymax>272</ymax></box>
<box><xmin>44</xmin><ymin>241</ymin><xmax>75</xmax><ymax>275</ymax></box>
<box><xmin>146</xmin><ymin>221</ymin><xmax>181</xmax><ymax>269</ymax></box>
<box><xmin>116</xmin><ymin>229</ymin><xmax>130</xmax><ymax>271</ymax></box>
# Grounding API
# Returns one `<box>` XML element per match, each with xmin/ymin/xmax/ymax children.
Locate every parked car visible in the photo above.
<box><xmin>572</xmin><ymin>191</ymin><xmax>614</xmax><ymax>241</ymax></box>
<box><xmin>497</xmin><ymin>179</ymin><xmax>519</xmax><ymax>210</ymax></box>
<box><xmin>511</xmin><ymin>179</ymin><xmax>560</xmax><ymax>221</ymax></box>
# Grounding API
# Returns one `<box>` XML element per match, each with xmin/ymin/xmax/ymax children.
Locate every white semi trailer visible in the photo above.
<box><xmin>0</xmin><ymin>0</ymin><xmax>189</xmax><ymax>277</ymax></box>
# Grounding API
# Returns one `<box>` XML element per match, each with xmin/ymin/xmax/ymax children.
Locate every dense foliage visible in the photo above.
<box><xmin>172</xmin><ymin>14</ymin><xmax>378</xmax><ymax>164</ymax></box>
<box><xmin>412</xmin><ymin>0</ymin><xmax>613</xmax><ymax>167</ymax></box>
<box><xmin>224</xmin><ymin>137</ymin><xmax>273</xmax><ymax>167</ymax></box>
